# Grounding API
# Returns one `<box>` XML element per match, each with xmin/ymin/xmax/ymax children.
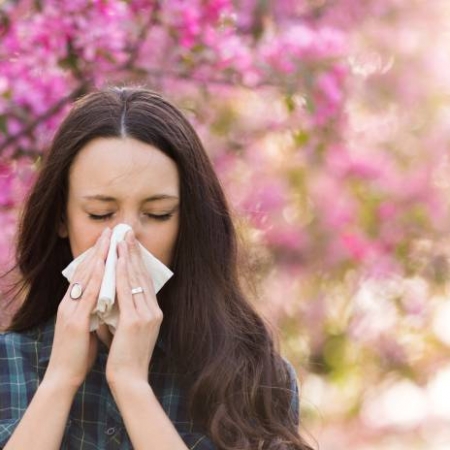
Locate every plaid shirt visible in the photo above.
<box><xmin>0</xmin><ymin>317</ymin><xmax>300</xmax><ymax>449</ymax></box>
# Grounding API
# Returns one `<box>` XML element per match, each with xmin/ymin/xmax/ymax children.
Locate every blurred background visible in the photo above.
<box><xmin>1</xmin><ymin>0</ymin><xmax>450</xmax><ymax>448</ymax></box>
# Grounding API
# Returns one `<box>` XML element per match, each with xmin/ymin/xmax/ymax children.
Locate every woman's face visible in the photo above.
<box><xmin>60</xmin><ymin>137</ymin><xmax>180</xmax><ymax>266</ymax></box>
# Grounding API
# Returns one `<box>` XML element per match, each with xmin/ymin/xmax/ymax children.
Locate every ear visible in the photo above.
<box><xmin>58</xmin><ymin>219</ymin><xmax>68</xmax><ymax>238</ymax></box>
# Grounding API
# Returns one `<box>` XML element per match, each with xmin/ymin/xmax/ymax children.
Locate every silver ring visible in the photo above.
<box><xmin>131</xmin><ymin>286</ymin><xmax>145</xmax><ymax>295</ymax></box>
<box><xmin>70</xmin><ymin>282</ymin><xmax>83</xmax><ymax>300</ymax></box>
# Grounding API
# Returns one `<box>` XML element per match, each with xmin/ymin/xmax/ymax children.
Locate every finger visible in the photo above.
<box><xmin>63</xmin><ymin>228</ymin><xmax>111</xmax><ymax>314</ymax></box>
<box><xmin>124</xmin><ymin>231</ymin><xmax>148</xmax><ymax>280</ymax></box>
<box><xmin>76</xmin><ymin>227</ymin><xmax>111</xmax><ymax>313</ymax></box>
<box><xmin>125</xmin><ymin>251</ymin><xmax>150</xmax><ymax>315</ymax></box>
<box><xmin>116</xmin><ymin>240</ymin><xmax>136</xmax><ymax>319</ymax></box>
<box><xmin>124</xmin><ymin>231</ymin><xmax>147</xmax><ymax>279</ymax></box>
<box><xmin>94</xmin><ymin>226</ymin><xmax>112</xmax><ymax>261</ymax></box>
<box><xmin>76</xmin><ymin>258</ymin><xmax>106</xmax><ymax>316</ymax></box>
<box><xmin>61</xmin><ymin>252</ymin><xmax>96</xmax><ymax>316</ymax></box>
<box><xmin>68</xmin><ymin>247</ymin><xmax>94</xmax><ymax>293</ymax></box>
<box><xmin>69</xmin><ymin>227</ymin><xmax>111</xmax><ymax>299</ymax></box>
<box><xmin>125</xmin><ymin>231</ymin><xmax>155</xmax><ymax>310</ymax></box>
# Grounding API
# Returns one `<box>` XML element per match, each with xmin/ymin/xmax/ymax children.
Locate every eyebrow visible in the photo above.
<box><xmin>82</xmin><ymin>194</ymin><xmax>179</xmax><ymax>203</ymax></box>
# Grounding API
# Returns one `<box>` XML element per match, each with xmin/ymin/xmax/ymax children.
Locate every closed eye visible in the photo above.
<box><xmin>145</xmin><ymin>213</ymin><xmax>173</xmax><ymax>221</ymax></box>
<box><xmin>88</xmin><ymin>213</ymin><xmax>174</xmax><ymax>221</ymax></box>
<box><xmin>89</xmin><ymin>213</ymin><xmax>113</xmax><ymax>221</ymax></box>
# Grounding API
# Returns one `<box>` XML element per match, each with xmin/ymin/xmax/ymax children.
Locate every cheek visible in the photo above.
<box><xmin>69</xmin><ymin>236</ymin><xmax>94</xmax><ymax>259</ymax></box>
<box><xmin>68</xmin><ymin>223</ymin><xmax>103</xmax><ymax>258</ymax></box>
<box><xmin>139</xmin><ymin>223</ymin><xmax>179</xmax><ymax>266</ymax></box>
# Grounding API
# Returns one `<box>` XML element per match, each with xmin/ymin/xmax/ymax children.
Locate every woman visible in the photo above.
<box><xmin>0</xmin><ymin>87</ymin><xmax>312</xmax><ymax>449</ymax></box>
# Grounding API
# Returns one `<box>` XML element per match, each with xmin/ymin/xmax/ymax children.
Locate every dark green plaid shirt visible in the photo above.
<box><xmin>0</xmin><ymin>317</ymin><xmax>299</xmax><ymax>449</ymax></box>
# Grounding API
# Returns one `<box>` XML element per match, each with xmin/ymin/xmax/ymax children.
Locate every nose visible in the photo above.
<box><xmin>117</xmin><ymin>213</ymin><xmax>141</xmax><ymax>240</ymax></box>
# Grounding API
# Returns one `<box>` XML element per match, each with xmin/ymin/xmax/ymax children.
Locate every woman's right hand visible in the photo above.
<box><xmin>43</xmin><ymin>227</ymin><xmax>111</xmax><ymax>392</ymax></box>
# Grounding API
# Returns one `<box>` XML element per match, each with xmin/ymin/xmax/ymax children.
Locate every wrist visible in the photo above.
<box><xmin>108</xmin><ymin>376</ymin><xmax>153</xmax><ymax>401</ymax></box>
<box><xmin>41</xmin><ymin>372</ymin><xmax>81</xmax><ymax>397</ymax></box>
<box><xmin>35</xmin><ymin>378</ymin><xmax>79</xmax><ymax>416</ymax></box>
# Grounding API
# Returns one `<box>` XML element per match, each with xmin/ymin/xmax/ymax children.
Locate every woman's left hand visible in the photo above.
<box><xmin>105</xmin><ymin>230</ymin><xmax>163</xmax><ymax>388</ymax></box>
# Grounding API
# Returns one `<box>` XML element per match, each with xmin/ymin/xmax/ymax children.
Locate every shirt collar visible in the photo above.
<box><xmin>38</xmin><ymin>316</ymin><xmax>166</xmax><ymax>365</ymax></box>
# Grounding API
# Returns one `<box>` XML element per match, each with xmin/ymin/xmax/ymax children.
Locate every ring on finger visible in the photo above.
<box><xmin>70</xmin><ymin>282</ymin><xmax>84</xmax><ymax>300</ymax></box>
<box><xmin>131</xmin><ymin>286</ymin><xmax>145</xmax><ymax>295</ymax></box>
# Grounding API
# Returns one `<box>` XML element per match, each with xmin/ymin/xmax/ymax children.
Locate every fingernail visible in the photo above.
<box><xmin>126</xmin><ymin>230</ymin><xmax>135</xmax><ymax>243</ymax></box>
<box><xmin>102</xmin><ymin>227</ymin><xmax>111</xmax><ymax>238</ymax></box>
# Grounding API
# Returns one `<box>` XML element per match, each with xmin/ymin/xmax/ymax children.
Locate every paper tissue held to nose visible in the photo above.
<box><xmin>61</xmin><ymin>223</ymin><xmax>173</xmax><ymax>332</ymax></box>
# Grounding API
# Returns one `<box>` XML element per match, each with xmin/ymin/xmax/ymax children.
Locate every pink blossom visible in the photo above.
<box><xmin>264</xmin><ymin>225</ymin><xmax>305</xmax><ymax>254</ymax></box>
<box><xmin>378</xmin><ymin>201</ymin><xmax>398</xmax><ymax>221</ymax></box>
<box><xmin>0</xmin><ymin>164</ymin><xmax>15</xmax><ymax>207</ymax></box>
<box><xmin>0</xmin><ymin>209</ymin><xmax>17</xmax><ymax>272</ymax></box>
<box><xmin>340</xmin><ymin>232</ymin><xmax>372</xmax><ymax>262</ymax></box>
<box><xmin>312</xmin><ymin>63</ymin><xmax>347</xmax><ymax>126</ymax></box>
<box><xmin>259</xmin><ymin>24</ymin><xmax>347</xmax><ymax>76</ymax></box>
<box><xmin>240</xmin><ymin>177</ymin><xmax>288</xmax><ymax>228</ymax></box>
<box><xmin>0</xmin><ymin>159</ymin><xmax>35</xmax><ymax>208</ymax></box>
<box><xmin>310</xmin><ymin>173</ymin><xmax>357</xmax><ymax>229</ymax></box>
<box><xmin>325</xmin><ymin>145</ymin><xmax>384</xmax><ymax>180</ymax></box>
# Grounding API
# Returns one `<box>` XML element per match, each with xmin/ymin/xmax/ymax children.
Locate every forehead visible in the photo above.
<box><xmin>68</xmin><ymin>137</ymin><xmax>179</xmax><ymax>198</ymax></box>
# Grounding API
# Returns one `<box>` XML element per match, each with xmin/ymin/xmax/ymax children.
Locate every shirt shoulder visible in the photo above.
<box><xmin>0</xmin><ymin>321</ymin><xmax>53</xmax><ymax>447</ymax></box>
<box><xmin>0</xmin><ymin>318</ymin><xmax>53</xmax><ymax>364</ymax></box>
<box><xmin>0</xmin><ymin>326</ymin><xmax>40</xmax><ymax>358</ymax></box>
<box><xmin>0</xmin><ymin>326</ymin><xmax>41</xmax><ymax>377</ymax></box>
<box><xmin>0</xmin><ymin>320</ymin><xmax>52</xmax><ymax>413</ymax></box>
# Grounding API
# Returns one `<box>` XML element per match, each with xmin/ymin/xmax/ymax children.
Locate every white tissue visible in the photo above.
<box><xmin>62</xmin><ymin>223</ymin><xmax>173</xmax><ymax>332</ymax></box>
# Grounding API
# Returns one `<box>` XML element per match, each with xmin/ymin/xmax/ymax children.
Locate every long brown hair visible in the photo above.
<box><xmin>8</xmin><ymin>87</ymin><xmax>312</xmax><ymax>449</ymax></box>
